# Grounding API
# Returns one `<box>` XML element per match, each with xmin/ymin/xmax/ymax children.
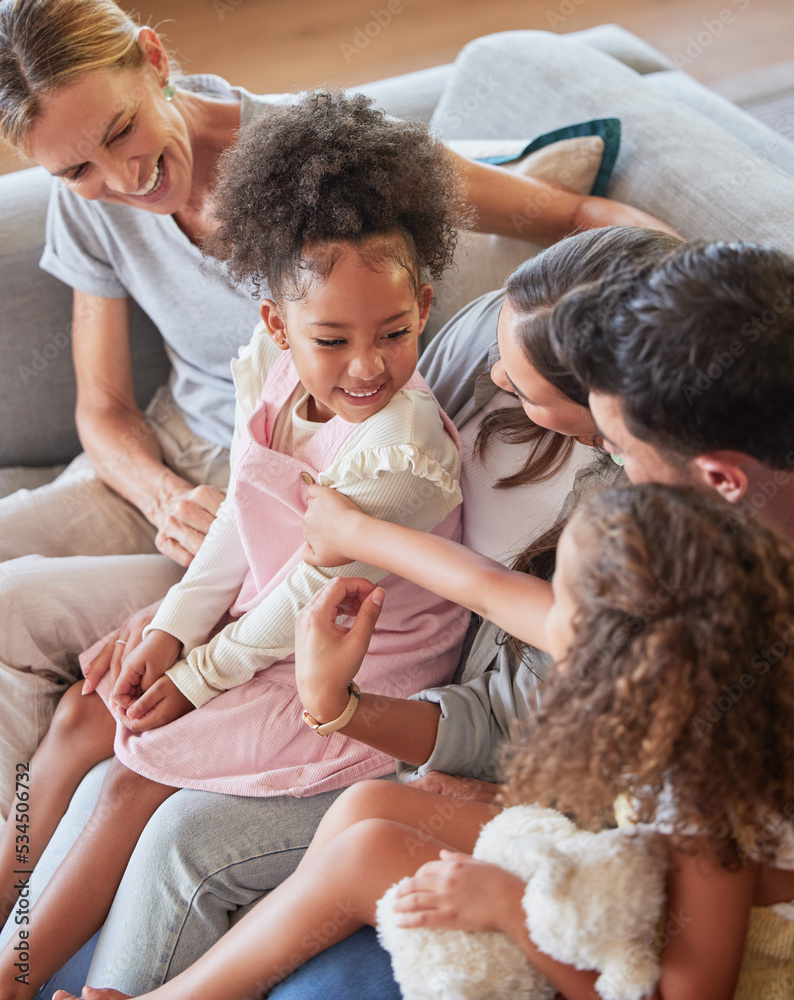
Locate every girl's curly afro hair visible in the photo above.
<box><xmin>208</xmin><ymin>89</ymin><xmax>468</xmax><ymax>300</ymax></box>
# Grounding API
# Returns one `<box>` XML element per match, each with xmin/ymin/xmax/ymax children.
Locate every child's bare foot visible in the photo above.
<box><xmin>53</xmin><ymin>990</ymin><xmax>131</xmax><ymax>1000</ymax></box>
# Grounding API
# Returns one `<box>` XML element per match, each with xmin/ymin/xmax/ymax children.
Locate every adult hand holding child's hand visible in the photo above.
<box><xmin>117</xmin><ymin>675</ymin><xmax>195</xmax><ymax>732</ymax></box>
<box><xmin>302</xmin><ymin>484</ymin><xmax>363</xmax><ymax>566</ymax></box>
<box><xmin>112</xmin><ymin>629</ymin><xmax>183</xmax><ymax>710</ymax></box>
<box><xmin>80</xmin><ymin>599</ymin><xmax>165</xmax><ymax>695</ymax></box>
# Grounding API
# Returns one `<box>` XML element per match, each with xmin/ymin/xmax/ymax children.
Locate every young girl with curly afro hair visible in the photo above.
<box><xmin>0</xmin><ymin>90</ymin><xmax>476</xmax><ymax>994</ymax></box>
<box><xmin>53</xmin><ymin>482</ymin><xmax>794</xmax><ymax>1000</ymax></box>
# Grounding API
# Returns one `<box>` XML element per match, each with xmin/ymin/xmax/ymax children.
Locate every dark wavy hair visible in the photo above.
<box><xmin>502</xmin><ymin>483</ymin><xmax>794</xmax><ymax>868</ymax></box>
<box><xmin>476</xmin><ymin>226</ymin><xmax>683</xmax><ymax>490</ymax></box>
<box><xmin>551</xmin><ymin>241</ymin><xmax>794</xmax><ymax>470</ymax></box>
<box><xmin>207</xmin><ymin>89</ymin><xmax>468</xmax><ymax>301</ymax></box>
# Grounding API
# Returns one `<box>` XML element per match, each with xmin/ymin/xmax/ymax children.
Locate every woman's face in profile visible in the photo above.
<box><xmin>491</xmin><ymin>300</ymin><xmax>597</xmax><ymax>439</ymax></box>
<box><xmin>25</xmin><ymin>59</ymin><xmax>195</xmax><ymax>215</ymax></box>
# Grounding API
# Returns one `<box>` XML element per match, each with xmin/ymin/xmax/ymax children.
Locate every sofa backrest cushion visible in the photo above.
<box><xmin>0</xmin><ymin>167</ymin><xmax>171</xmax><ymax>467</ymax></box>
<box><xmin>430</xmin><ymin>30</ymin><xmax>794</xmax><ymax>255</ymax></box>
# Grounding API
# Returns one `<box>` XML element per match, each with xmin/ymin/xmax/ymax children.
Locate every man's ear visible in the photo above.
<box><xmin>415</xmin><ymin>284</ymin><xmax>434</xmax><ymax>334</ymax></box>
<box><xmin>136</xmin><ymin>27</ymin><xmax>170</xmax><ymax>82</ymax></box>
<box><xmin>693</xmin><ymin>452</ymin><xmax>750</xmax><ymax>503</ymax></box>
<box><xmin>259</xmin><ymin>300</ymin><xmax>289</xmax><ymax>350</ymax></box>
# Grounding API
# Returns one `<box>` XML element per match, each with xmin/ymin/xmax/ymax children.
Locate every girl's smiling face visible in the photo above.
<box><xmin>490</xmin><ymin>300</ymin><xmax>597</xmax><ymax>439</ymax></box>
<box><xmin>260</xmin><ymin>243</ymin><xmax>432</xmax><ymax>424</ymax></box>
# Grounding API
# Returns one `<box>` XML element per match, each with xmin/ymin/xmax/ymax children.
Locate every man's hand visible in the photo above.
<box><xmin>155</xmin><ymin>484</ymin><xmax>226</xmax><ymax>567</ymax></box>
<box><xmin>112</xmin><ymin>629</ymin><xmax>183</xmax><ymax>709</ymax></box>
<box><xmin>295</xmin><ymin>576</ymin><xmax>384</xmax><ymax>722</ymax></box>
<box><xmin>81</xmin><ymin>599</ymin><xmax>164</xmax><ymax>695</ymax></box>
<box><xmin>302</xmin><ymin>484</ymin><xmax>363</xmax><ymax>567</ymax></box>
<box><xmin>116</xmin><ymin>675</ymin><xmax>194</xmax><ymax>732</ymax></box>
<box><xmin>410</xmin><ymin>772</ymin><xmax>502</xmax><ymax>805</ymax></box>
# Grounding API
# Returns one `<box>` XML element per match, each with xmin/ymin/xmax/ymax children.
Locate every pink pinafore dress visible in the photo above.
<box><xmin>104</xmin><ymin>351</ymin><xmax>469</xmax><ymax>797</ymax></box>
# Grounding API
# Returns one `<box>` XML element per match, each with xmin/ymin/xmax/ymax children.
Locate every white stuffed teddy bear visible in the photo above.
<box><xmin>376</xmin><ymin>804</ymin><xmax>667</xmax><ymax>1000</ymax></box>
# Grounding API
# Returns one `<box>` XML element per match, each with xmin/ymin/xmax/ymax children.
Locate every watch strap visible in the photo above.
<box><xmin>302</xmin><ymin>682</ymin><xmax>361</xmax><ymax>737</ymax></box>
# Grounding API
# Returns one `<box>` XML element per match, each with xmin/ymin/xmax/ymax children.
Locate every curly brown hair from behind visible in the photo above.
<box><xmin>207</xmin><ymin>90</ymin><xmax>468</xmax><ymax>300</ymax></box>
<box><xmin>502</xmin><ymin>483</ymin><xmax>794</xmax><ymax>868</ymax></box>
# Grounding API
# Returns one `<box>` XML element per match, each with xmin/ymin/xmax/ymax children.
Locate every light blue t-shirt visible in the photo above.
<box><xmin>40</xmin><ymin>75</ymin><xmax>297</xmax><ymax>448</ymax></box>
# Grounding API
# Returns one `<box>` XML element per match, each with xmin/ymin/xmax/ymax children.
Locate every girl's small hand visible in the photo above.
<box><xmin>393</xmin><ymin>851</ymin><xmax>525</xmax><ymax>934</ymax></box>
<box><xmin>302</xmin><ymin>484</ymin><xmax>363</xmax><ymax>566</ymax></box>
<box><xmin>112</xmin><ymin>629</ymin><xmax>182</xmax><ymax>709</ymax></box>
<box><xmin>116</xmin><ymin>675</ymin><xmax>194</xmax><ymax>731</ymax></box>
<box><xmin>295</xmin><ymin>576</ymin><xmax>384</xmax><ymax>721</ymax></box>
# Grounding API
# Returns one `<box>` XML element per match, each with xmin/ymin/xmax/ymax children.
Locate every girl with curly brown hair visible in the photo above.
<box><xmin>54</xmin><ymin>482</ymin><xmax>794</xmax><ymax>1000</ymax></box>
<box><xmin>0</xmin><ymin>90</ymin><xmax>480</xmax><ymax>996</ymax></box>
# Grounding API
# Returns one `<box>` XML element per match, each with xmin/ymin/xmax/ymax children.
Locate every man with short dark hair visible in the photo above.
<box><xmin>551</xmin><ymin>241</ymin><xmax>794</xmax><ymax>540</ymax></box>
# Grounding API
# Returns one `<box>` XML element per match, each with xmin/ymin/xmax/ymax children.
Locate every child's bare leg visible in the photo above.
<box><xmin>303</xmin><ymin>778</ymin><xmax>498</xmax><ymax>861</ymax></box>
<box><xmin>0</xmin><ymin>685</ymin><xmax>115</xmax><ymax>927</ymax></box>
<box><xmin>54</xmin><ymin>816</ymin><xmax>473</xmax><ymax>1000</ymax></box>
<box><xmin>0</xmin><ymin>759</ymin><xmax>176</xmax><ymax>999</ymax></box>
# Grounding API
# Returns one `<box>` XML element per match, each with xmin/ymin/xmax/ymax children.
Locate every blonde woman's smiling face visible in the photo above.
<box><xmin>490</xmin><ymin>300</ymin><xmax>597</xmax><ymax>439</ymax></box>
<box><xmin>260</xmin><ymin>245</ymin><xmax>432</xmax><ymax>424</ymax></box>
<box><xmin>26</xmin><ymin>36</ymin><xmax>196</xmax><ymax>214</ymax></box>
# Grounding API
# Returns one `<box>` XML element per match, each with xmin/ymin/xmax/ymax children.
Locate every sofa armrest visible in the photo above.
<box><xmin>643</xmin><ymin>69</ymin><xmax>794</xmax><ymax>177</ymax></box>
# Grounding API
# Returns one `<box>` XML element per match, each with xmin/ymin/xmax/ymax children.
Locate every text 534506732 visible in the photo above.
<box><xmin>12</xmin><ymin>762</ymin><xmax>33</xmax><ymax>984</ymax></box>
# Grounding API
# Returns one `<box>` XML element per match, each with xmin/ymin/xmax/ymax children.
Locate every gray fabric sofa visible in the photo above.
<box><xmin>2</xmin><ymin>23</ymin><xmax>794</xmax><ymax>497</ymax></box>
